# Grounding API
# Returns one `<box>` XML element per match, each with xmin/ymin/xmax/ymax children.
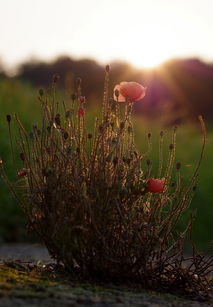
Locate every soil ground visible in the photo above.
<box><xmin>0</xmin><ymin>244</ymin><xmax>212</xmax><ymax>307</ymax></box>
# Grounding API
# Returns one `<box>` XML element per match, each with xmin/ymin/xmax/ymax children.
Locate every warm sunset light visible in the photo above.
<box><xmin>1</xmin><ymin>0</ymin><xmax>213</xmax><ymax>303</ymax></box>
<box><xmin>0</xmin><ymin>0</ymin><xmax>213</xmax><ymax>71</ymax></box>
<box><xmin>120</xmin><ymin>21</ymin><xmax>176</xmax><ymax>68</ymax></box>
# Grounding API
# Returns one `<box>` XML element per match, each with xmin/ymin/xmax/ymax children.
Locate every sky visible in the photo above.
<box><xmin>1</xmin><ymin>0</ymin><xmax>213</xmax><ymax>72</ymax></box>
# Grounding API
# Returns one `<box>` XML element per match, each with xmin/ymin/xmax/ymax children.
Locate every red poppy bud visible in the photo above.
<box><xmin>147</xmin><ymin>178</ymin><xmax>165</xmax><ymax>193</ymax></box>
<box><xmin>18</xmin><ymin>169</ymin><xmax>27</xmax><ymax>177</ymax></box>
<box><xmin>78</xmin><ymin>107</ymin><xmax>84</xmax><ymax>117</ymax></box>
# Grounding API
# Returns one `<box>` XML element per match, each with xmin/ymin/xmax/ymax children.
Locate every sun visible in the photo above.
<box><xmin>120</xmin><ymin>23</ymin><xmax>176</xmax><ymax>69</ymax></box>
<box><xmin>130</xmin><ymin>49</ymin><xmax>170</xmax><ymax>69</ymax></box>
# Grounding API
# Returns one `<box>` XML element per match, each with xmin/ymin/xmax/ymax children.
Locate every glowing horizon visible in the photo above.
<box><xmin>1</xmin><ymin>0</ymin><xmax>213</xmax><ymax>71</ymax></box>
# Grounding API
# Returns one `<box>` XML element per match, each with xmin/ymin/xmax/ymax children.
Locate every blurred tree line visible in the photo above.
<box><xmin>2</xmin><ymin>56</ymin><xmax>213</xmax><ymax>125</ymax></box>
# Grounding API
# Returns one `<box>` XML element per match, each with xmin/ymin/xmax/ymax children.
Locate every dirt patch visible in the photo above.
<box><xmin>0</xmin><ymin>261</ymin><xmax>212</xmax><ymax>307</ymax></box>
<box><xmin>0</xmin><ymin>244</ymin><xmax>212</xmax><ymax>306</ymax></box>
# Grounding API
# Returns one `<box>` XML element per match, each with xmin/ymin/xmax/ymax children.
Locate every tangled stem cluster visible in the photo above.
<box><xmin>1</xmin><ymin>66</ymin><xmax>212</xmax><ymax>301</ymax></box>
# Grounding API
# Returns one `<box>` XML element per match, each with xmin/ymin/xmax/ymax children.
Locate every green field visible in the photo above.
<box><xmin>0</xmin><ymin>77</ymin><xmax>212</xmax><ymax>250</ymax></box>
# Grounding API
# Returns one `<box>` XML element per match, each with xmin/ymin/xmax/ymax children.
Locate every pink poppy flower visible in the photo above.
<box><xmin>147</xmin><ymin>178</ymin><xmax>165</xmax><ymax>193</ymax></box>
<box><xmin>114</xmin><ymin>81</ymin><xmax>146</xmax><ymax>102</ymax></box>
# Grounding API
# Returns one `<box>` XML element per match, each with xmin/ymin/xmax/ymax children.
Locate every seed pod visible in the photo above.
<box><xmin>53</xmin><ymin>73</ymin><xmax>60</xmax><ymax>83</ymax></box>
<box><xmin>169</xmin><ymin>143</ymin><xmax>174</xmax><ymax>151</ymax></box>
<box><xmin>114</xmin><ymin>89</ymin><xmax>120</xmax><ymax>98</ymax></box>
<box><xmin>63</xmin><ymin>131</ymin><xmax>69</xmax><ymax>140</ymax></box>
<box><xmin>113</xmin><ymin>156</ymin><xmax>118</xmax><ymax>166</ymax></box>
<box><xmin>39</xmin><ymin>88</ymin><xmax>44</xmax><ymax>97</ymax></box>
<box><xmin>173</xmin><ymin>125</ymin><xmax>178</xmax><ymax>132</ymax></box>
<box><xmin>65</xmin><ymin>110</ymin><xmax>71</xmax><ymax>119</ymax></box>
<box><xmin>192</xmin><ymin>185</ymin><xmax>197</xmax><ymax>191</ymax></box>
<box><xmin>71</xmin><ymin>93</ymin><xmax>76</xmax><ymax>101</ymax></box>
<box><xmin>20</xmin><ymin>152</ymin><xmax>25</xmax><ymax>161</ymax></box>
<box><xmin>47</xmin><ymin>126</ymin><xmax>51</xmax><ymax>133</ymax></box>
<box><xmin>176</xmin><ymin>162</ymin><xmax>181</xmax><ymax>170</ymax></box>
<box><xmin>29</xmin><ymin>131</ymin><xmax>34</xmax><ymax>139</ymax></box>
<box><xmin>87</xmin><ymin>133</ymin><xmax>93</xmax><ymax>139</ymax></box>
<box><xmin>120</xmin><ymin>121</ymin><xmax>125</xmax><ymax>130</ymax></box>
<box><xmin>146</xmin><ymin>159</ymin><xmax>151</xmax><ymax>166</ymax></box>
<box><xmin>105</xmin><ymin>65</ymin><xmax>110</xmax><ymax>72</ymax></box>
<box><xmin>6</xmin><ymin>114</ymin><xmax>11</xmax><ymax>123</ymax></box>
<box><xmin>55</xmin><ymin>114</ymin><xmax>61</xmax><ymax>126</ymax></box>
<box><xmin>171</xmin><ymin>181</ymin><xmax>176</xmax><ymax>187</ymax></box>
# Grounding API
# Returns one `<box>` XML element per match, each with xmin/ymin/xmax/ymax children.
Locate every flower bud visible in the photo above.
<box><xmin>53</xmin><ymin>73</ymin><xmax>60</xmax><ymax>83</ymax></box>
<box><xmin>71</xmin><ymin>93</ymin><xmax>76</xmax><ymax>101</ymax></box>
<box><xmin>120</xmin><ymin>122</ymin><xmax>125</xmax><ymax>130</ymax></box>
<box><xmin>63</xmin><ymin>131</ymin><xmax>69</xmax><ymax>140</ymax></box>
<box><xmin>47</xmin><ymin>126</ymin><xmax>51</xmax><ymax>133</ymax></box>
<box><xmin>39</xmin><ymin>88</ymin><xmax>44</xmax><ymax>97</ymax></box>
<box><xmin>147</xmin><ymin>178</ymin><xmax>165</xmax><ymax>193</ymax></box>
<box><xmin>113</xmin><ymin>157</ymin><xmax>118</xmax><ymax>166</ymax></box>
<box><xmin>55</xmin><ymin>114</ymin><xmax>61</xmax><ymax>126</ymax></box>
<box><xmin>78</xmin><ymin>107</ymin><xmax>84</xmax><ymax>117</ymax></box>
<box><xmin>192</xmin><ymin>185</ymin><xmax>197</xmax><ymax>191</ymax></box>
<box><xmin>105</xmin><ymin>65</ymin><xmax>110</xmax><ymax>73</ymax></box>
<box><xmin>169</xmin><ymin>143</ymin><xmax>174</xmax><ymax>151</ymax></box>
<box><xmin>114</xmin><ymin>89</ymin><xmax>120</xmax><ymax>99</ymax></box>
<box><xmin>65</xmin><ymin>110</ymin><xmax>71</xmax><ymax>119</ymax></box>
<box><xmin>146</xmin><ymin>159</ymin><xmax>151</xmax><ymax>166</ymax></box>
<box><xmin>29</xmin><ymin>131</ymin><xmax>34</xmax><ymax>139</ymax></box>
<box><xmin>20</xmin><ymin>152</ymin><xmax>25</xmax><ymax>161</ymax></box>
<box><xmin>18</xmin><ymin>169</ymin><xmax>27</xmax><ymax>177</ymax></box>
<box><xmin>6</xmin><ymin>114</ymin><xmax>11</xmax><ymax>123</ymax></box>
<box><xmin>176</xmin><ymin>162</ymin><xmax>181</xmax><ymax>170</ymax></box>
